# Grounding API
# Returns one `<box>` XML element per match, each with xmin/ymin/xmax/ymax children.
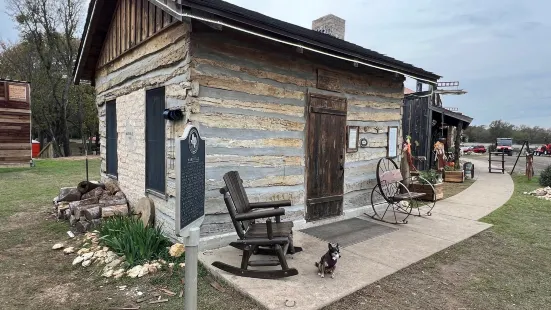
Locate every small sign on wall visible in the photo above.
<box><xmin>387</xmin><ymin>126</ymin><xmax>398</xmax><ymax>158</ymax></box>
<box><xmin>8</xmin><ymin>84</ymin><xmax>27</xmax><ymax>102</ymax></box>
<box><xmin>347</xmin><ymin>125</ymin><xmax>359</xmax><ymax>153</ymax></box>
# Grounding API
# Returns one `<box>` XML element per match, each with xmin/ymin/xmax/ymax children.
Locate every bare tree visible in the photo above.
<box><xmin>6</xmin><ymin>0</ymin><xmax>86</xmax><ymax>156</ymax></box>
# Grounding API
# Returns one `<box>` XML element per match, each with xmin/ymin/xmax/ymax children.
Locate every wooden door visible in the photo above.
<box><xmin>306</xmin><ymin>93</ymin><xmax>347</xmax><ymax>221</ymax></box>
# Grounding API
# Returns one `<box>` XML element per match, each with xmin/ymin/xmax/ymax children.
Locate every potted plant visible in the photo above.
<box><xmin>409</xmin><ymin>170</ymin><xmax>444</xmax><ymax>201</ymax></box>
<box><xmin>443</xmin><ymin>164</ymin><xmax>465</xmax><ymax>183</ymax></box>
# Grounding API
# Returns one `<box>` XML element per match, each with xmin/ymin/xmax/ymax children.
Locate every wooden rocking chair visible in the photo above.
<box><xmin>211</xmin><ymin>171</ymin><xmax>301</xmax><ymax>279</ymax></box>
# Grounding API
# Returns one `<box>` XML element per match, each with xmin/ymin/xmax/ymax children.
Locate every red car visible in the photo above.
<box><xmin>472</xmin><ymin>145</ymin><xmax>486</xmax><ymax>153</ymax></box>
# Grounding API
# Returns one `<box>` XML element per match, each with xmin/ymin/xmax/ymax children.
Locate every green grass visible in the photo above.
<box><xmin>0</xmin><ymin>159</ymin><xmax>101</xmax><ymax>219</ymax></box>
<box><xmin>325</xmin><ymin>174</ymin><xmax>551</xmax><ymax>310</ymax></box>
<box><xmin>0</xmin><ymin>158</ymin><xmax>259</xmax><ymax>310</ymax></box>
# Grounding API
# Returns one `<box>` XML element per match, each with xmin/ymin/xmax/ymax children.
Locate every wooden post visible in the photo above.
<box><xmin>454</xmin><ymin>122</ymin><xmax>463</xmax><ymax>170</ymax></box>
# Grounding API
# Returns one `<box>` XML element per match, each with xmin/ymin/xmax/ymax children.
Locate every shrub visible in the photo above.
<box><xmin>540</xmin><ymin>165</ymin><xmax>551</xmax><ymax>187</ymax></box>
<box><xmin>98</xmin><ymin>216</ymin><xmax>173</xmax><ymax>267</ymax></box>
<box><xmin>419</xmin><ymin>170</ymin><xmax>440</xmax><ymax>184</ymax></box>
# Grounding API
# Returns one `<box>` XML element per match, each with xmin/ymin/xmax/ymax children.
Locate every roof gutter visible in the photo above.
<box><xmin>156</xmin><ymin>2</ymin><xmax>439</xmax><ymax>85</ymax></box>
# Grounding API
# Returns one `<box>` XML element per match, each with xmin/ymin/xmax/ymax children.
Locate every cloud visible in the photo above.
<box><xmin>226</xmin><ymin>0</ymin><xmax>551</xmax><ymax>127</ymax></box>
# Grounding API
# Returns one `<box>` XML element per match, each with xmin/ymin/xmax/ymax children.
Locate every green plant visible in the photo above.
<box><xmin>444</xmin><ymin>165</ymin><xmax>456</xmax><ymax>171</ymax></box>
<box><xmin>419</xmin><ymin>170</ymin><xmax>440</xmax><ymax>184</ymax></box>
<box><xmin>98</xmin><ymin>216</ymin><xmax>175</xmax><ymax>267</ymax></box>
<box><xmin>540</xmin><ymin>165</ymin><xmax>551</xmax><ymax>187</ymax></box>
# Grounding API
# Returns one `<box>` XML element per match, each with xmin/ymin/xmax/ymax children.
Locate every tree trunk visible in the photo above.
<box><xmin>68</xmin><ymin>197</ymin><xmax>99</xmax><ymax>214</ymax></box>
<box><xmin>95</xmin><ymin>131</ymin><xmax>100</xmax><ymax>154</ymax></box>
<box><xmin>99</xmin><ymin>197</ymin><xmax>127</xmax><ymax>207</ymax></box>
<box><xmin>102</xmin><ymin>205</ymin><xmax>129</xmax><ymax>218</ymax></box>
<box><xmin>104</xmin><ymin>179</ymin><xmax>121</xmax><ymax>195</ymax></box>
<box><xmin>77</xmin><ymin>181</ymin><xmax>105</xmax><ymax>194</ymax></box>
<box><xmin>57</xmin><ymin>203</ymin><xmax>69</xmax><ymax>219</ymax></box>
<box><xmin>58</xmin><ymin>187</ymin><xmax>81</xmax><ymax>202</ymax></box>
<box><xmin>90</xmin><ymin>219</ymin><xmax>102</xmax><ymax>229</ymax></box>
<box><xmin>76</xmin><ymin>220</ymin><xmax>91</xmax><ymax>233</ymax></box>
<box><xmin>84</xmin><ymin>206</ymin><xmax>101</xmax><ymax>221</ymax></box>
<box><xmin>75</xmin><ymin>204</ymin><xmax>104</xmax><ymax>218</ymax></box>
<box><xmin>82</xmin><ymin>187</ymin><xmax>105</xmax><ymax>200</ymax></box>
<box><xmin>64</xmin><ymin>209</ymin><xmax>72</xmax><ymax>220</ymax></box>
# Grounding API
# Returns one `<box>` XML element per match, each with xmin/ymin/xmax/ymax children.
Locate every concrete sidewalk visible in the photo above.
<box><xmin>199</xmin><ymin>158</ymin><xmax>514</xmax><ymax>310</ymax></box>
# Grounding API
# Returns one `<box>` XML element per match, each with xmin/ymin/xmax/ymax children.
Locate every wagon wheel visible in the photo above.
<box><xmin>368</xmin><ymin>158</ymin><xmax>413</xmax><ymax>224</ymax></box>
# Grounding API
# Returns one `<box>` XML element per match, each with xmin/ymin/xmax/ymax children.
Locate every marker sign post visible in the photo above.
<box><xmin>175</xmin><ymin>124</ymin><xmax>205</xmax><ymax>310</ymax></box>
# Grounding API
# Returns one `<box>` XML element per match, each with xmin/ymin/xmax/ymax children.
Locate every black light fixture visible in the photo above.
<box><xmin>163</xmin><ymin>108</ymin><xmax>184</xmax><ymax>121</ymax></box>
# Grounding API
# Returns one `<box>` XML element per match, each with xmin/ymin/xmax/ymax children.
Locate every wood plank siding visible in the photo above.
<box><xmin>97</xmin><ymin>0</ymin><xmax>176</xmax><ymax>69</ymax></box>
<box><xmin>0</xmin><ymin>80</ymin><xmax>31</xmax><ymax>165</ymax></box>
<box><xmin>189</xmin><ymin>22</ymin><xmax>404</xmax><ymax>235</ymax></box>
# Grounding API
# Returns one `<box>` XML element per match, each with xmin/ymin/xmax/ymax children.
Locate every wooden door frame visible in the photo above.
<box><xmin>304</xmin><ymin>92</ymin><xmax>347</xmax><ymax>221</ymax></box>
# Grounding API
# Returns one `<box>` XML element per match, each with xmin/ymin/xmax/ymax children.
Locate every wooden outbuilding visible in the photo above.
<box><xmin>73</xmin><ymin>0</ymin><xmax>440</xmax><ymax>249</ymax></box>
<box><xmin>0</xmin><ymin>79</ymin><xmax>31</xmax><ymax>166</ymax></box>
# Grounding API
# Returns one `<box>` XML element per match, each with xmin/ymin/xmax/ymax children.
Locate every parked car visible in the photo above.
<box><xmin>534</xmin><ymin>144</ymin><xmax>551</xmax><ymax>156</ymax></box>
<box><xmin>472</xmin><ymin>145</ymin><xmax>486</xmax><ymax>153</ymax></box>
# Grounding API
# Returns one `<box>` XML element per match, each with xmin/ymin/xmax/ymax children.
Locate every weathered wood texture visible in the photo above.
<box><xmin>305</xmin><ymin>94</ymin><xmax>346</xmax><ymax>221</ymax></box>
<box><xmin>0</xmin><ymin>80</ymin><xmax>31</xmax><ymax>165</ymax></box>
<box><xmin>93</xmin><ymin>16</ymin><xmax>403</xmax><ymax>239</ymax></box>
<box><xmin>97</xmin><ymin>0</ymin><xmax>176</xmax><ymax>69</ymax></box>
<box><xmin>189</xmin><ymin>22</ymin><xmax>404</xmax><ymax>234</ymax></box>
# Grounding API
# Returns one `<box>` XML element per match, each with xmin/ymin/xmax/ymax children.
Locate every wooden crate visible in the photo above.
<box><xmin>444</xmin><ymin>170</ymin><xmax>464</xmax><ymax>183</ymax></box>
<box><xmin>409</xmin><ymin>182</ymin><xmax>444</xmax><ymax>201</ymax></box>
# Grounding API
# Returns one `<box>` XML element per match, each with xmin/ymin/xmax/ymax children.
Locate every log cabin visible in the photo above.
<box><xmin>0</xmin><ymin>79</ymin><xmax>31</xmax><ymax>166</ymax></box>
<box><xmin>73</xmin><ymin>0</ymin><xmax>441</xmax><ymax>249</ymax></box>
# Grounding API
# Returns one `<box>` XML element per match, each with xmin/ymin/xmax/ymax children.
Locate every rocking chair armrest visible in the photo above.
<box><xmin>249</xmin><ymin>200</ymin><xmax>292</xmax><ymax>209</ymax></box>
<box><xmin>234</xmin><ymin>208</ymin><xmax>285</xmax><ymax>221</ymax></box>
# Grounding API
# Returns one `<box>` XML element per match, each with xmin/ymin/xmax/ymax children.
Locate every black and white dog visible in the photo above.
<box><xmin>315</xmin><ymin>243</ymin><xmax>341</xmax><ymax>278</ymax></box>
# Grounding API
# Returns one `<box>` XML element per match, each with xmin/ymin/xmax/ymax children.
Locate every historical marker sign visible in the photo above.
<box><xmin>175</xmin><ymin>124</ymin><xmax>205</xmax><ymax>236</ymax></box>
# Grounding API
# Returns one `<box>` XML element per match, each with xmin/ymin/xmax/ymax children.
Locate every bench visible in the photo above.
<box><xmin>367</xmin><ymin>158</ymin><xmax>437</xmax><ymax>224</ymax></box>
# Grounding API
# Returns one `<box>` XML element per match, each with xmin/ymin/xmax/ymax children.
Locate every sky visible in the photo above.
<box><xmin>1</xmin><ymin>0</ymin><xmax>550</xmax><ymax>127</ymax></box>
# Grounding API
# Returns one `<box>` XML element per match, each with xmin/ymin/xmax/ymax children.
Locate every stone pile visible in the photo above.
<box><xmin>524</xmin><ymin>187</ymin><xmax>551</xmax><ymax>200</ymax></box>
<box><xmin>52</xmin><ymin>231</ymin><xmax>186</xmax><ymax>279</ymax></box>
<box><xmin>53</xmin><ymin>179</ymin><xmax>129</xmax><ymax>233</ymax></box>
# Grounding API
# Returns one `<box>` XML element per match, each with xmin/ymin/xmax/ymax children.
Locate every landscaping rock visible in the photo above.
<box><xmin>52</xmin><ymin>243</ymin><xmax>64</xmax><ymax>250</ymax></box>
<box><xmin>72</xmin><ymin>256</ymin><xmax>85</xmax><ymax>265</ymax></box>
<box><xmin>127</xmin><ymin>265</ymin><xmax>143</xmax><ymax>278</ymax></box>
<box><xmin>81</xmin><ymin>252</ymin><xmax>94</xmax><ymax>260</ymax></box>
<box><xmin>82</xmin><ymin>260</ymin><xmax>92</xmax><ymax>267</ymax></box>
<box><xmin>102</xmin><ymin>268</ymin><xmax>114</xmax><ymax>278</ymax></box>
<box><xmin>63</xmin><ymin>247</ymin><xmax>75</xmax><ymax>254</ymax></box>
<box><xmin>113</xmin><ymin>268</ymin><xmax>125</xmax><ymax>279</ymax></box>
<box><xmin>169</xmin><ymin>243</ymin><xmax>185</xmax><ymax>257</ymax></box>
<box><xmin>106</xmin><ymin>258</ymin><xmax>123</xmax><ymax>269</ymax></box>
<box><xmin>77</xmin><ymin>248</ymin><xmax>90</xmax><ymax>255</ymax></box>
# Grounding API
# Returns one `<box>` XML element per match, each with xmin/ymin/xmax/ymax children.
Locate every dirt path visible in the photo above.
<box><xmin>0</xmin><ymin>159</ymin><xmax>260</xmax><ymax>310</ymax></box>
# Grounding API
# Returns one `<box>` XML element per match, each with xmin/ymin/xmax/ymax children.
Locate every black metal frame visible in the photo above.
<box><xmin>367</xmin><ymin>158</ymin><xmax>437</xmax><ymax>224</ymax></box>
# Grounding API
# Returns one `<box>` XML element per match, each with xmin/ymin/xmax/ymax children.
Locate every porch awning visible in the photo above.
<box><xmin>429</xmin><ymin>105</ymin><xmax>473</xmax><ymax>129</ymax></box>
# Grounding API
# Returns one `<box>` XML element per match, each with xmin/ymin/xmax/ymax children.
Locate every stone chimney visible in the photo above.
<box><xmin>312</xmin><ymin>14</ymin><xmax>346</xmax><ymax>40</ymax></box>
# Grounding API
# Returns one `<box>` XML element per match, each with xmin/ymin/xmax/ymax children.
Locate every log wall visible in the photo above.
<box><xmin>189</xmin><ymin>22</ymin><xmax>404</xmax><ymax>235</ymax></box>
<box><xmin>0</xmin><ymin>80</ymin><xmax>31</xmax><ymax>165</ymax></box>
<box><xmin>94</xmin><ymin>17</ymin><xmax>404</xmax><ymax>244</ymax></box>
